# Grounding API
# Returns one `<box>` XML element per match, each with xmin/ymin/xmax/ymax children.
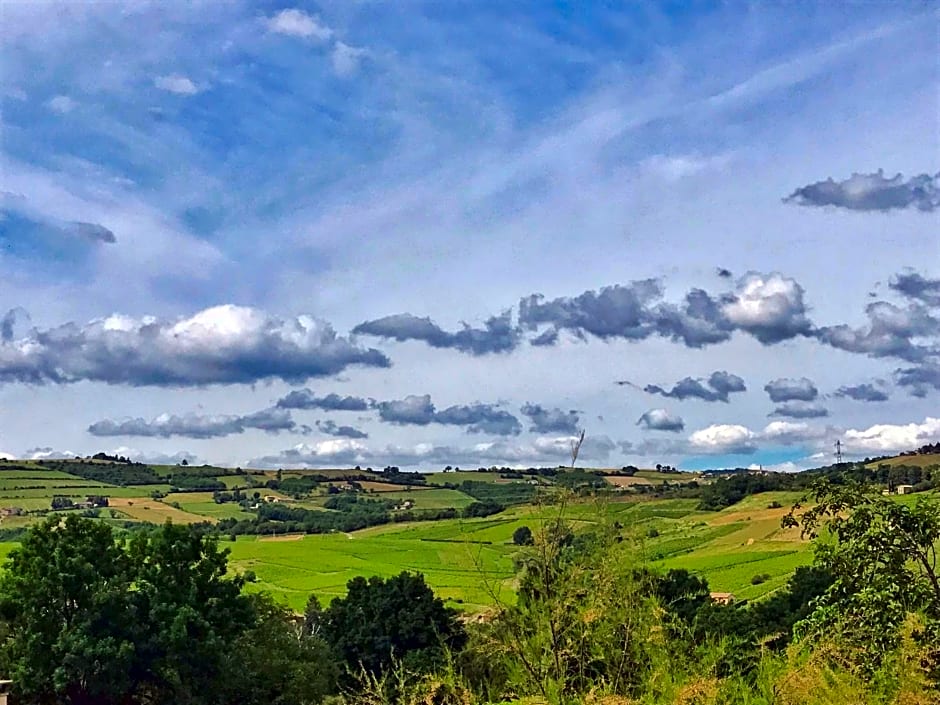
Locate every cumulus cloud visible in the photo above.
<box><xmin>644</xmin><ymin>371</ymin><xmax>746</xmax><ymax>403</ymax></box>
<box><xmin>637</xmin><ymin>409</ymin><xmax>685</xmax><ymax>432</ymax></box>
<box><xmin>353</xmin><ymin>311</ymin><xmax>520</xmax><ymax>355</ymax></box>
<box><xmin>106</xmin><ymin>447</ymin><xmax>202</xmax><ymax>466</ymax></box>
<box><xmin>23</xmin><ymin>446</ymin><xmax>77</xmax><ymax>460</ymax></box>
<box><xmin>276</xmin><ymin>389</ymin><xmax>372</xmax><ymax>411</ymax></box>
<box><xmin>760</xmin><ymin>421</ymin><xmax>828</xmax><ymax>445</ymax></box>
<box><xmin>688</xmin><ymin>424</ymin><xmax>757</xmax><ymax>454</ymax></box>
<box><xmin>266</xmin><ymin>8</ymin><xmax>332</xmax><ymax>40</ymax></box>
<box><xmin>316</xmin><ymin>419</ymin><xmax>368</xmax><ymax>439</ymax></box>
<box><xmin>769</xmin><ymin>401</ymin><xmax>829</xmax><ymax>419</ymax></box>
<box><xmin>520</xmin><ymin>403</ymin><xmax>580</xmax><ymax>434</ymax></box>
<box><xmin>721</xmin><ymin>273</ymin><xmax>811</xmax><ymax>344</ymax></box>
<box><xmin>154</xmin><ymin>74</ymin><xmax>200</xmax><ymax>95</ymax></box>
<box><xmin>88</xmin><ymin>407</ymin><xmax>300</xmax><ymax>439</ymax></box>
<box><xmin>519</xmin><ymin>280</ymin><xmax>663</xmax><ymax>342</ymax></box>
<box><xmin>375</xmin><ymin>394</ymin><xmax>436</xmax><ymax>425</ymax></box>
<box><xmin>894</xmin><ymin>363</ymin><xmax>940</xmax><ymax>398</ymax></box>
<box><xmin>890</xmin><ymin>271</ymin><xmax>940</xmax><ymax>307</ymax></box>
<box><xmin>374</xmin><ymin>394</ymin><xmax>521</xmax><ymax>435</ymax></box>
<box><xmin>784</xmin><ymin>170</ymin><xmax>939</xmax><ymax>212</ymax></box>
<box><xmin>843</xmin><ymin>417</ymin><xmax>940</xmax><ymax>453</ymax></box>
<box><xmin>251</xmin><ymin>433</ymin><xmax>615</xmax><ymax>469</ymax></box>
<box><xmin>433</xmin><ymin>403</ymin><xmax>522</xmax><ymax>436</ymax></box>
<box><xmin>813</xmin><ymin>300</ymin><xmax>938</xmax><ymax>362</ymax></box>
<box><xmin>359</xmin><ymin>272</ymin><xmax>819</xmax><ymax>358</ymax></box>
<box><xmin>0</xmin><ymin>305</ymin><xmax>390</xmax><ymax>386</ymax></box>
<box><xmin>835</xmin><ymin>382</ymin><xmax>889</xmax><ymax>402</ymax></box>
<box><xmin>763</xmin><ymin>377</ymin><xmax>818</xmax><ymax>402</ymax></box>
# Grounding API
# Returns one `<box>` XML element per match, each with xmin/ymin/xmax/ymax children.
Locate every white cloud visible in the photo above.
<box><xmin>332</xmin><ymin>42</ymin><xmax>366</xmax><ymax>78</ymax></box>
<box><xmin>722</xmin><ymin>273</ymin><xmax>810</xmax><ymax>343</ymax></box>
<box><xmin>843</xmin><ymin>416</ymin><xmax>940</xmax><ymax>453</ymax></box>
<box><xmin>47</xmin><ymin>95</ymin><xmax>76</xmax><ymax>114</ymax></box>
<box><xmin>0</xmin><ymin>304</ymin><xmax>389</xmax><ymax>386</ymax></box>
<box><xmin>688</xmin><ymin>424</ymin><xmax>757</xmax><ymax>454</ymax></box>
<box><xmin>266</xmin><ymin>8</ymin><xmax>332</xmax><ymax>41</ymax></box>
<box><xmin>154</xmin><ymin>74</ymin><xmax>200</xmax><ymax>96</ymax></box>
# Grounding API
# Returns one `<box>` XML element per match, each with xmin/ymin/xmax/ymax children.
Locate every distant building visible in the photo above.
<box><xmin>0</xmin><ymin>680</ymin><xmax>11</xmax><ymax>705</ymax></box>
<box><xmin>896</xmin><ymin>485</ymin><xmax>914</xmax><ymax>495</ymax></box>
<box><xmin>0</xmin><ymin>507</ymin><xmax>24</xmax><ymax>517</ymax></box>
<box><xmin>710</xmin><ymin>592</ymin><xmax>735</xmax><ymax>605</ymax></box>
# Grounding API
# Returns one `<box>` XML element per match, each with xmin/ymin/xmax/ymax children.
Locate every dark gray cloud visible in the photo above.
<box><xmin>716</xmin><ymin>267</ymin><xmax>733</xmax><ymax>279</ymax></box>
<box><xmin>636</xmin><ymin>409</ymin><xmax>685</xmax><ymax>432</ymax></box>
<box><xmin>519</xmin><ymin>280</ymin><xmax>662</xmax><ymax>341</ymax></box>
<box><xmin>763</xmin><ymin>377</ymin><xmax>818</xmax><ymax>403</ymax></box>
<box><xmin>375</xmin><ymin>394</ymin><xmax>437</xmax><ymax>425</ymax></box>
<box><xmin>276</xmin><ymin>389</ymin><xmax>372</xmax><ymax>411</ymax></box>
<box><xmin>67</xmin><ymin>221</ymin><xmax>116</xmax><ymax>243</ymax></box>
<box><xmin>894</xmin><ymin>363</ymin><xmax>940</xmax><ymax>398</ymax></box>
<box><xmin>88</xmin><ymin>407</ymin><xmax>300</xmax><ymax>439</ymax></box>
<box><xmin>813</xmin><ymin>301</ymin><xmax>939</xmax><ymax>363</ymax></box>
<box><xmin>0</xmin><ymin>305</ymin><xmax>389</xmax><ymax>386</ymax></box>
<box><xmin>375</xmin><ymin>394</ymin><xmax>521</xmax><ymax>435</ymax></box>
<box><xmin>649</xmin><ymin>288</ymin><xmax>732</xmax><ymax>347</ymax></box>
<box><xmin>835</xmin><ymin>383</ymin><xmax>889</xmax><ymax>402</ymax></box>
<box><xmin>354</xmin><ymin>272</ymin><xmax>813</xmax><ymax>360</ymax></box>
<box><xmin>644</xmin><ymin>370</ymin><xmax>746</xmax><ymax>403</ymax></box>
<box><xmin>890</xmin><ymin>272</ymin><xmax>940</xmax><ymax>307</ymax></box>
<box><xmin>353</xmin><ymin>311</ymin><xmax>519</xmax><ymax>355</ymax></box>
<box><xmin>769</xmin><ymin>401</ymin><xmax>829</xmax><ymax>419</ymax></box>
<box><xmin>784</xmin><ymin>170</ymin><xmax>939</xmax><ymax>212</ymax></box>
<box><xmin>520</xmin><ymin>403</ymin><xmax>580</xmax><ymax>434</ymax></box>
<box><xmin>434</xmin><ymin>403</ymin><xmax>523</xmax><ymax>436</ymax></box>
<box><xmin>0</xmin><ymin>308</ymin><xmax>27</xmax><ymax>343</ymax></box>
<box><xmin>316</xmin><ymin>419</ymin><xmax>368</xmax><ymax>439</ymax></box>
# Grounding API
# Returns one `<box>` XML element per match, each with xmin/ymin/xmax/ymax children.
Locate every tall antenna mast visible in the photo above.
<box><xmin>834</xmin><ymin>439</ymin><xmax>844</xmax><ymax>464</ymax></box>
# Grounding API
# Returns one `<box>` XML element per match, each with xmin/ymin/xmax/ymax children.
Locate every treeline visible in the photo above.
<box><xmin>697</xmin><ymin>460</ymin><xmax>940</xmax><ymax>510</ymax></box>
<box><xmin>218</xmin><ymin>492</ymin><xmax>513</xmax><ymax>536</ymax></box>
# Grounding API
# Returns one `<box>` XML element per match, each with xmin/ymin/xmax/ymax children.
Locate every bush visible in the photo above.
<box><xmin>751</xmin><ymin>573</ymin><xmax>771</xmax><ymax>585</ymax></box>
<box><xmin>512</xmin><ymin>525</ymin><xmax>534</xmax><ymax>546</ymax></box>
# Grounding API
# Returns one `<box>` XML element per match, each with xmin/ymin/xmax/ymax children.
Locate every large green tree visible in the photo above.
<box><xmin>0</xmin><ymin>517</ymin><xmax>261</xmax><ymax>704</ymax></box>
<box><xmin>0</xmin><ymin>516</ymin><xmax>136</xmax><ymax>704</ymax></box>
<box><xmin>318</xmin><ymin>571</ymin><xmax>465</xmax><ymax>682</ymax></box>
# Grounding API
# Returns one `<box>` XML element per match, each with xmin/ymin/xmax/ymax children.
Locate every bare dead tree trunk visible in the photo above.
<box><xmin>570</xmin><ymin>429</ymin><xmax>585</xmax><ymax>469</ymax></box>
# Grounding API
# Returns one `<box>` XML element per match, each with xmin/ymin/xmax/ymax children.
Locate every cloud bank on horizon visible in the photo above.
<box><xmin>0</xmin><ymin>2</ymin><xmax>937</xmax><ymax>470</ymax></box>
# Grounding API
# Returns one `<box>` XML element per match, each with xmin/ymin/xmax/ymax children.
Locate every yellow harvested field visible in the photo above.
<box><xmin>107</xmin><ymin>498</ymin><xmax>212</xmax><ymax>524</ymax></box>
<box><xmin>603</xmin><ymin>475</ymin><xmax>654</xmax><ymax>487</ymax></box>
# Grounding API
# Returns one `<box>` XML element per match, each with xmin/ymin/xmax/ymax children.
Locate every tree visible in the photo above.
<box><xmin>319</xmin><ymin>572</ymin><xmax>465</xmax><ymax>681</ymax></box>
<box><xmin>0</xmin><ymin>517</ymin><xmax>258</xmax><ymax>704</ymax></box>
<box><xmin>125</xmin><ymin>522</ymin><xmax>256</xmax><ymax>701</ymax></box>
<box><xmin>513</xmin><ymin>525</ymin><xmax>534</xmax><ymax>546</ymax></box>
<box><xmin>0</xmin><ymin>516</ymin><xmax>136</xmax><ymax>704</ymax></box>
<box><xmin>784</xmin><ymin>480</ymin><xmax>940</xmax><ymax>681</ymax></box>
<box><xmin>217</xmin><ymin>596</ymin><xmax>337</xmax><ymax>705</ymax></box>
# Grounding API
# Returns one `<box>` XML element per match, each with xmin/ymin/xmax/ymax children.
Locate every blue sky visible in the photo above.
<box><xmin>0</xmin><ymin>1</ymin><xmax>937</xmax><ymax>470</ymax></box>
